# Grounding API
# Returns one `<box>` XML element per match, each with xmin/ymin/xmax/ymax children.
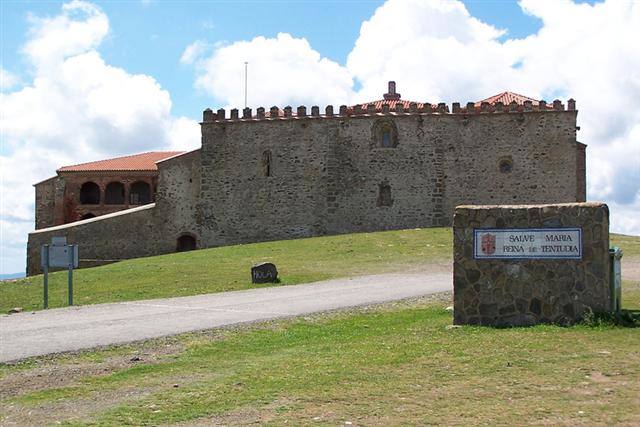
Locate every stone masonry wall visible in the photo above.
<box><xmin>27</xmin><ymin>204</ymin><xmax>159</xmax><ymax>276</ymax></box>
<box><xmin>154</xmin><ymin>150</ymin><xmax>201</xmax><ymax>251</ymax></box>
<box><xmin>453</xmin><ymin>202</ymin><xmax>610</xmax><ymax>326</ymax></box>
<box><xmin>441</xmin><ymin>111</ymin><xmax>580</xmax><ymax>215</ymax></box>
<box><xmin>34</xmin><ymin>178</ymin><xmax>57</xmax><ymax>229</ymax></box>
<box><xmin>199</xmin><ymin>108</ymin><xmax>581</xmax><ymax>246</ymax></box>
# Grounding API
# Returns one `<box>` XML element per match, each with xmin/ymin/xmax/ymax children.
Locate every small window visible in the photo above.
<box><xmin>262</xmin><ymin>150</ymin><xmax>272</xmax><ymax>177</ymax></box>
<box><xmin>372</xmin><ymin>119</ymin><xmax>398</xmax><ymax>148</ymax></box>
<box><xmin>377</xmin><ymin>183</ymin><xmax>393</xmax><ymax>207</ymax></box>
<box><xmin>499</xmin><ymin>158</ymin><xmax>513</xmax><ymax>174</ymax></box>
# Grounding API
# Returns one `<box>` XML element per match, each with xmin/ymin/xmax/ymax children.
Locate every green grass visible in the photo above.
<box><xmin>1</xmin><ymin>289</ymin><xmax>638</xmax><ymax>426</ymax></box>
<box><xmin>612</xmin><ymin>233</ymin><xmax>640</xmax><ymax>257</ymax></box>
<box><xmin>1</xmin><ymin>229</ymin><xmax>637</xmax><ymax>314</ymax></box>
<box><xmin>0</xmin><ymin>228</ymin><xmax>451</xmax><ymax>313</ymax></box>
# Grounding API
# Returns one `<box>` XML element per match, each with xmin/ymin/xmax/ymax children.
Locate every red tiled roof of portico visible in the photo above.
<box><xmin>57</xmin><ymin>151</ymin><xmax>184</xmax><ymax>172</ymax></box>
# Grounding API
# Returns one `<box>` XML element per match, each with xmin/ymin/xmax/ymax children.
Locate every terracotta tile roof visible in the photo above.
<box><xmin>475</xmin><ymin>91</ymin><xmax>541</xmax><ymax>107</ymax></box>
<box><xmin>352</xmin><ymin>99</ymin><xmax>430</xmax><ymax>112</ymax></box>
<box><xmin>57</xmin><ymin>151</ymin><xmax>184</xmax><ymax>172</ymax></box>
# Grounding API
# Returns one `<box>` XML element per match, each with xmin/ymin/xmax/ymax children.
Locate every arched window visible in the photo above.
<box><xmin>262</xmin><ymin>150</ymin><xmax>272</xmax><ymax>177</ymax></box>
<box><xmin>79</xmin><ymin>182</ymin><xmax>100</xmax><ymax>205</ymax></box>
<box><xmin>80</xmin><ymin>213</ymin><xmax>96</xmax><ymax>220</ymax></box>
<box><xmin>372</xmin><ymin>119</ymin><xmax>398</xmax><ymax>148</ymax></box>
<box><xmin>105</xmin><ymin>182</ymin><xmax>125</xmax><ymax>204</ymax></box>
<box><xmin>176</xmin><ymin>234</ymin><xmax>197</xmax><ymax>252</ymax></box>
<box><xmin>130</xmin><ymin>181</ymin><xmax>151</xmax><ymax>205</ymax></box>
<box><xmin>377</xmin><ymin>182</ymin><xmax>393</xmax><ymax>207</ymax></box>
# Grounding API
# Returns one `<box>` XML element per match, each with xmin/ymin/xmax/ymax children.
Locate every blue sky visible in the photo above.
<box><xmin>1</xmin><ymin>0</ymin><xmax>638</xmax><ymax>274</ymax></box>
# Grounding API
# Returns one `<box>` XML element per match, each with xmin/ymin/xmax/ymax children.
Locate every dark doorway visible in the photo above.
<box><xmin>177</xmin><ymin>234</ymin><xmax>197</xmax><ymax>252</ymax></box>
<box><xmin>79</xmin><ymin>182</ymin><xmax>100</xmax><ymax>205</ymax></box>
<box><xmin>105</xmin><ymin>182</ymin><xmax>125</xmax><ymax>204</ymax></box>
<box><xmin>80</xmin><ymin>213</ymin><xmax>96</xmax><ymax>220</ymax></box>
<box><xmin>130</xmin><ymin>181</ymin><xmax>151</xmax><ymax>205</ymax></box>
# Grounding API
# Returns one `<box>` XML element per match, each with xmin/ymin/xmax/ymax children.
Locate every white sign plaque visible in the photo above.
<box><xmin>474</xmin><ymin>228</ymin><xmax>582</xmax><ymax>260</ymax></box>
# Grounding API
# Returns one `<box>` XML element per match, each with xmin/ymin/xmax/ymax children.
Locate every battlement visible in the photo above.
<box><xmin>202</xmin><ymin>98</ymin><xmax>576</xmax><ymax>123</ymax></box>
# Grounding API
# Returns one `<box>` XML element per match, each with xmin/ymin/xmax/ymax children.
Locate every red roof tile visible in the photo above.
<box><xmin>475</xmin><ymin>91</ymin><xmax>541</xmax><ymax>107</ymax></box>
<box><xmin>352</xmin><ymin>99</ymin><xmax>430</xmax><ymax>112</ymax></box>
<box><xmin>57</xmin><ymin>151</ymin><xmax>184</xmax><ymax>172</ymax></box>
<box><xmin>351</xmin><ymin>81</ymin><xmax>431</xmax><ymax>112</ymax></box>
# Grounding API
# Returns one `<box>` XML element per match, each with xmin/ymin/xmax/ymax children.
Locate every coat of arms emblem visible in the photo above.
<box><xmin>481</xmin><ymin>233</ymin><xmax>496</xmax><ymax>255</ymax></box>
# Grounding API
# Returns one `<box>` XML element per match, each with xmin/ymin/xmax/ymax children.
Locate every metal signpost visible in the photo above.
<box><xmin>40</xmin><ymin>237</ymin><xmax>79</xmax><ymax>309</ymax></box>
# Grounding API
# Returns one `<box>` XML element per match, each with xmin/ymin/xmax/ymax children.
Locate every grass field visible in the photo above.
<box><xmin>0</xmin><ymin>228</ymin><xmax>452</xmax><ymax>313</ymax></box>
<box><xmin>1</xmin><ymin>228</ymin><xmax>637</xmax><ymax>314</ymax></box>
<box><xmin>1</xmin><ymin>230</ymin><xmax>639</xmax><ymax>425</ymax></box>
<box><xmin>1</xmin><ymin>285</ymin><xmax>638</xmax><ymax>425</ymax></box>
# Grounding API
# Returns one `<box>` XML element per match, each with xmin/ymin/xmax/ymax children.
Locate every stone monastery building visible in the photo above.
<box><xmin>27</xmin><ymin>82</ymin><xmax>586</xmax><ymax>275</ymax></box>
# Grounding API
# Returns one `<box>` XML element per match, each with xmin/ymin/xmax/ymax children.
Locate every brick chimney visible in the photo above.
<box><xmin>383</xmin><ymin>81</ymin><xmax>401</xmax><ymax>101</ymax></box>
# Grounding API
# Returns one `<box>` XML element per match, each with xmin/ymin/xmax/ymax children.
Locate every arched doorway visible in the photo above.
<box><xmin>105</xmin><ymin>182</ymin><xmax>125</xmax><ymax>204</ymax></box>
<box><xmin>130</xmin><ymin>181</ymin><xmax>151</xmax><ymax>205</ymax></box>
<box><xmin>79</xmin><ymin>182</ymin><xmax>100</xmax><ymax>205</ymax></box>
<box><xmin>176</xmin><ymin>234</ymin><xmax>197</xmax><ymax>252</ymax></box>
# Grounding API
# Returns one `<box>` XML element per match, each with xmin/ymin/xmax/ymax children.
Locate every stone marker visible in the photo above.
<box><xmin>251</xmin><ymin>262</ymin><xmax>278</xmax><ymax>284</ymax></box>
<box><xmin>453</xmin><ymin>202</ymin><xmax>611</xmax><ymax>326</ymax></box>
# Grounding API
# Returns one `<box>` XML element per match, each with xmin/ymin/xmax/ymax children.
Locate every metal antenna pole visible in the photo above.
<box><xmin>244</xmin><ymin>61</ymin><xmax>248</xmax><ymax>109</ymax></box>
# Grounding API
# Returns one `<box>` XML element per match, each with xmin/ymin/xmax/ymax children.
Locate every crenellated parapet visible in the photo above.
<box><xmin>202</xmin><ymin>99</ymin><xmax>576</xmax><ymax>123</ymax></box>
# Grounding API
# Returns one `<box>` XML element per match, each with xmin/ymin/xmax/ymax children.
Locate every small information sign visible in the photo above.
<box><xmin>49</xmin><ymin>245</ymin><xmax>79</xmax><ymax>268</ymax></box>
<box><xmin>39</xmin><ymin>237</ymin><xmax>79</xmax><ymax>308</ymax></box>
<box><xmin>474</xmin><ymin>228</ymin><xmax>582</xmax><ymax>260</ymax></box>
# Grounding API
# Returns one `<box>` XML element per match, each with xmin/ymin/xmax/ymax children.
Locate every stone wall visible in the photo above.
<box><xmin>453</xmin><ymin>202</ymin><xmax>610</xmax><ymax>326</ymax></box>
<box><xmin>154</xmin><ymin>150</ymin><xmax>201</xmax><ymax>251</ymax></box>
<box><xmin>199</xmin><ymin>108</ymin><xmax>582</xmax><ymax>246</ymax></box>
<box><xmin>34</xmin><ymin>177</ymin><xmax>57</xmax><ymax>229</ymax></box>
<box><xmin>440</xmin><ymin>111</ymin><xmax>581</xmax><ymax>215</ymax></box>
<box><xmin>27</xmin><ymin>204</ymin><xmax>159</xmax><ymax>276</ymax></box>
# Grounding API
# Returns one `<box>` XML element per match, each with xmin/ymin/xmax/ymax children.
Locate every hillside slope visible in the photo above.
<box><xmin>2</xmin><ymin>228</ymin><xmax>637</xmax><ymax>313</ymax></box>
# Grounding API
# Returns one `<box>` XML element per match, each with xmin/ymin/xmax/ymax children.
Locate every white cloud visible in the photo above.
<box><xmin>180</xmin><ymin>40</ymin><xmax>208</xmax><ymax>65</ymax></box>
<box><xmin>192</xmin><ymin>33</ymin><xmax>354</xmax><ymax>108</ymax></box>
<box><xmin>23</xmin><ymin>0</ymin><xmax>108</xmax><ymax>70</ymax></box>
<box><xmin>166</xmin><ymin>116</ymin><xmax>202</xmax><ymax>151</ymax></box>
<box><xmin>0</xmin><ymin>68</ymin><xmax>20</xmax><ymax>90</ymax></box>
<box><xmin>1</xmin><ymin>1</ymin><xmax>199</xmax><ymax>273</ymax></box>
<box><xmin>347</xmin><ymin>0</ymin><xmax>510</xmax><ymax>102</ymax></box>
